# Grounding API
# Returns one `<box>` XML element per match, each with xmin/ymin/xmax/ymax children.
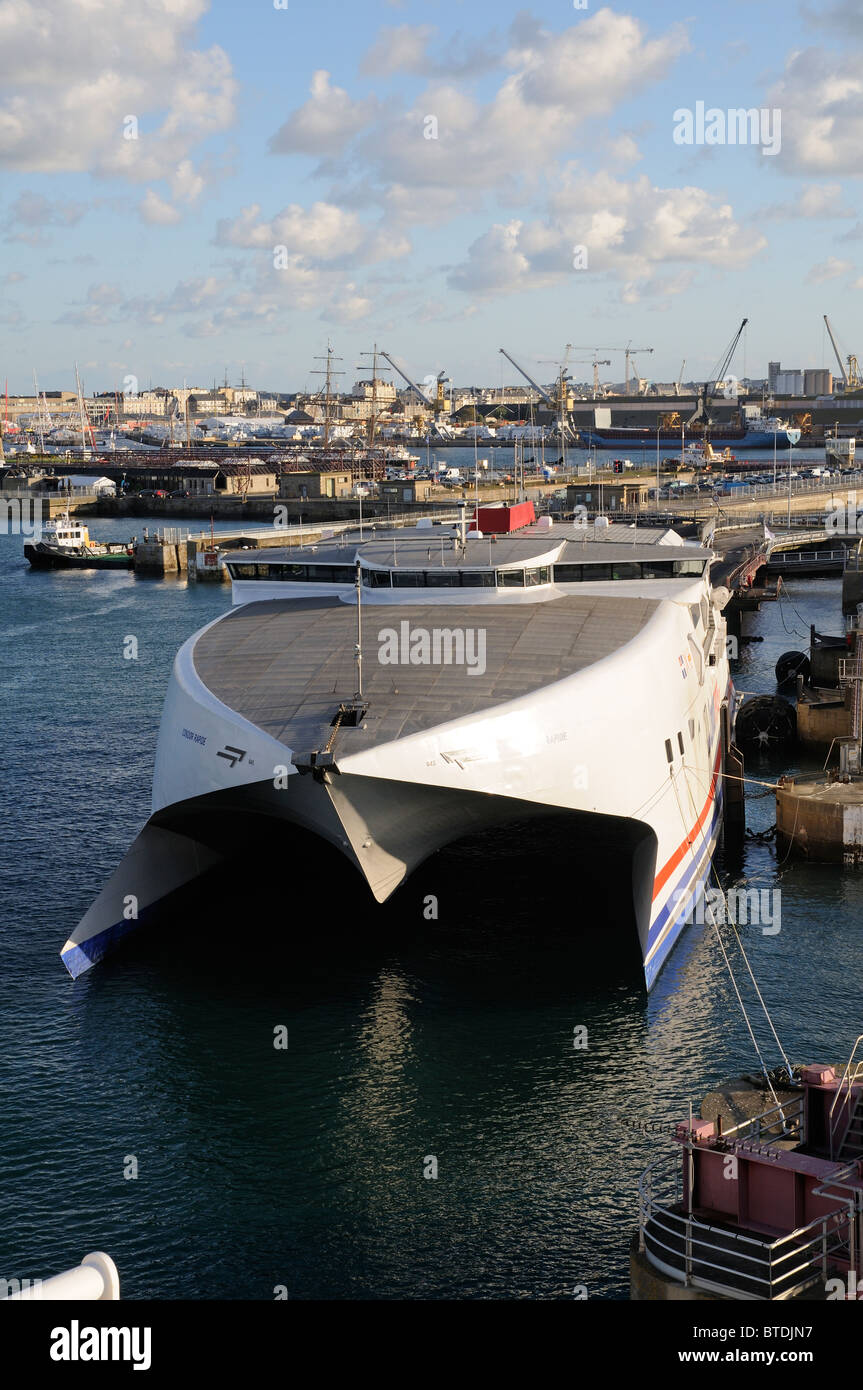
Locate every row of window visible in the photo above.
<box><xmin>226</xmin><ymin>558</ymin><xmax>705</xmax><ymax>585</ymax></box>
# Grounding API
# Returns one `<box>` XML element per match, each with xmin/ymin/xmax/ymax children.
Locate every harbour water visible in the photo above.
<box><xmin>2</xmin><ymin>516</ymin><xmax>862</xmax><ymax>1300</ymax></box>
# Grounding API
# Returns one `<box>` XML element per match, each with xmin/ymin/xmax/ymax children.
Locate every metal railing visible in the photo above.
<box><xmin>638</xmin><ymin>1148</ymin><xmax>856</xmax><ymax>1300</ymax></box>
<box><xmin>829</xmin><ymin>1035</ymin><xmax>863</xmax><ymax>1159</ymax></box>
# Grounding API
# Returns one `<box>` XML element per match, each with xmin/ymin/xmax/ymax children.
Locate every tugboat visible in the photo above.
<box><xmin>24</xmin><ymin>512</ymin><xmax>134</xmax><ymax>570</ymax></box>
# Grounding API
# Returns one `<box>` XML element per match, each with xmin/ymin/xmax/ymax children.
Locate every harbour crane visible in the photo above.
<box><xmin>675</xmin><ymin>360</ymin><xmax>686</xmax><ymax>397</ymax></box>
<box><xmin>379</xmin><ymin>351</ymin><xmax>449</xmax><ymax>412</ymax></box>
<box><xmin>499</xmin><ymin>347</ymin><xmax>557</xmax><ymax>409</ymax></box>
<box><xmin>499</xmin><ymin>347</ymin><xmax>577</xmax><ymax>439</ymax></box>
<box><xmin>823</xmin><ymin>315</ymin><xmax>861</xmax><ymax>391</ymax></box>
<box><xmin>687</xmin><ymin>318</ymin><xmax>748</xmax><ymax>429</ymax></box>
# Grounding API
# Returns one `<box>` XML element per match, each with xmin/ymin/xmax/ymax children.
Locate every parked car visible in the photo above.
<box><xmin>137</xmin><ymin>488</ymin><xmax>168</xmax><ymax>499</ymax></box>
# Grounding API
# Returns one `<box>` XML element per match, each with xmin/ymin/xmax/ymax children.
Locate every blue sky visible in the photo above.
<box><xmin>1</xmin><ymin>0</ymin><xmax>862</xmax><ymax>396</ymax></box>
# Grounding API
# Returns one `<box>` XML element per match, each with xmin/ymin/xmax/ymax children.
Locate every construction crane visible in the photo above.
<box><xmin>823</xmin><ymin>315</ymin><xmax>861</xmax><ymax>391</ymax></box>
<box><xmin>571</xmin><ymin>342</ymin><xmax>653</xmax><ymax>394</ymax></box>
<box><xmin>622</xmin><ymin>343</ymin><xmax>654</xmax><ymax>395</ymax></box>
<box><xmin>675</xmin><ymin>360</ymin><xmax>686</xmax><ymax>397</ymax></box>
<box><xmin>549</xmin><ymin>351</ymin><xmax>611</xmax><ymax>400</ymax></box>
<box><xmin>687</xmin><ymin>318</ymin><xmax>748</xmax><ymax>429</ymax></box>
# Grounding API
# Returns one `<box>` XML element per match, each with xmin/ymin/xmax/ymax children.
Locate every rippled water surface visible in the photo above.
<box><xmin>1</xmin><ymin>514</ymin><xmax>861</xmax><ymax>1299</ymax></box>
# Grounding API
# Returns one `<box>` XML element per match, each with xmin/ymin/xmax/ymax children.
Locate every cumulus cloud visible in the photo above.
<box><xmin>806</xmin><ymin>257</ymin><xmax>852</xmax><ymax>283</ymax></box>
<box><xmin>448</xmin><ymin>170</ymin><xmax>766</xmax><ymax>297</ymax></box>
<box><xmin>268</xmin><ymin>71</ymin><xmax>377</xmax><ymax>158</ymax></box>
<box><xmin>271</xmin><ymin>9</ymin><xmax>689</xmax><ymax>198</ymax></box>
<box><xmin>756</xmin><ymin>184</ymin><xmax>855</xmax><ymax>221</ymax></box>
<box><xmin>0</xmin><ymin>0</ymin><xmax>236</xmax><ymax>208</ymax></box>
<box><xmin>767</xmin><ymin>49</ymin><xmax>863</xmax><ymax>175</ymax></box>
<box><xmin>801</xmin><ymin>0</ymin><xmax>863</xmax><ymax>36</ymax></box>
<box><xmin>360</xmin><ymin>24</ymin><xmax>505</xmax><ymax>78</ymax></box>
<box><xmin>1</xmin><ymin>190</ymin><xmax>87</xmax><ymax>244</ymax></box>
<box><xmin>139</xmin><ymin>190</ymin><xmax>182</xmax><ymax>225</ymax></box>
<box><xmin>215</xmin><ymin>201</ymin><xmax>410</xmax><ymax>267</ymax></box>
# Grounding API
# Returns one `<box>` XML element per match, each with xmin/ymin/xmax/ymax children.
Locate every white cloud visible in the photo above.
<box><xmin>215</xmin><ymin>201</ymin><xmax>410</xmax><ymax>267</ymax></box>
<box><xmin>768</xmin><ymin>49</ymin><xmax>863</xmax><ymax>175</ymax></box>
<box><xmin>268</xmin><ymin>71</ymin><xmax>377</xmax><ymax>158</ymax></box>
<box><xmin>2</xmin><ymin>190</ymin><xmax>87</xmax><ymax>243</ymax></box>
<box><xmin>272</xmin><ymin>9</ymin><xmax>689</xmax><ymax>198</ymax></box>
<box><xmin>806</xmin><ymin>257</ymin><xmax>852</xmax><ymax>283</ymax></box>
<box><xmin>756</xmin><ymin>183</ymin><xmax>855</xmax><ymax>221</ymax></box>
<box><xmin>449</xmin><ymin>170</ymin><xmax>765</xmax><ymax>297</ymax></box>
<box><xmin>0</xmin><ymin>0</ymin><xmax>236</xmax><ymax>207</ymax></box>
<box><xmin>139</xmin><ymin>190</ymin><xmax>182</xmax><ymax>225</ymax></box>
<box><xmin>360</xmin><ymin>23</ymin><xmax>505</xmax><ymax>78</ymax></box>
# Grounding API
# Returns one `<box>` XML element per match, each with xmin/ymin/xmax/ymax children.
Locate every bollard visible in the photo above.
<box><xmin>3</xmin><ymin>1252</ymin><xmax>120</xmax><ymax>1300</ymax></box>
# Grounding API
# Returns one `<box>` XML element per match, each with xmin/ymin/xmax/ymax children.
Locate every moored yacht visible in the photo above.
<box><xmin>61</xmin><ymin>506</ymin><xmax>740</xmax><ymax>988</ymax></box>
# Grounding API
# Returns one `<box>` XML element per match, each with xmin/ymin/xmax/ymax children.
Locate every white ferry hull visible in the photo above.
<box><xmin>62</xmin><ymin>581</ymin><xmax>733</xmax><ymax>989</ymax></box>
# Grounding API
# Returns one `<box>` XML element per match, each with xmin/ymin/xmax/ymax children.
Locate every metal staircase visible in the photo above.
<box><xmin>839</xmin><ymin>1092</ymin><xmax>863</xmax><ymax>1162</ymax></box>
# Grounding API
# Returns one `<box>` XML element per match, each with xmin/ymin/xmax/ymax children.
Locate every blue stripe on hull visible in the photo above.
<box><xmin>61</xmin><ymin>914</ymin><xmax>143</xmax><ymax>979</ymax></box>
<box><xmin>643</xmin><ymin>787</ymin><xmax>724</xmax><ymax>991</ymax></box>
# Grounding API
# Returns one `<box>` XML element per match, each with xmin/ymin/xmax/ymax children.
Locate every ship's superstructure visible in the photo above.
<box><xmin>61</xmin><ymin>514</ymin><xmax>737</xmax><ymax>988</ymax></box>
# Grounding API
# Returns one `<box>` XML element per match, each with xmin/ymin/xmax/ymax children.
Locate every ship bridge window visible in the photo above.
<box><xmin>425</xmin><ymin>571</ymin><xmax>460</xmax><ymax>587</ymax></box>
<box><xmin>362</xmin><ymin>568</ymin><xmax>392</xmax><ymax>588</ymax></box>
<box><xmin>525</xmin><ymin>566</ymin><xmax>551</xmax><ymax>586</ymax></box>
<box><xmin>459</xmin><ymin>570</ymin><xmax>496</xmax><ymax>587</ymax></box>
<box><xmin>581</xmin><ymin>564</ymin><xmax>612</xmax><ymax>581</ymax></box>
<box><xmin>553</xmin><ymin>564</ymin><xmax>583</xmax><ymax>583</ymax></box>
<box><xmin>674</xmin><ymin>559</ymin><xmax>706</xmax><ymax>576</ymax></box>
<box><xmin>612</xmin><ymin>563</ymin><xmax>641</xmax><ymax>580</ymax></box>
<box><xmin>497</xmin><ymin>569</ymin><xmax>525</xmax><ymax>587</ymax></box>
<box><xmin>306</xmin><ymin>564</ymin><xmax>355</xmax><ymax>583</ymax></box>
<box><xmin>229</xmin><ymin>563</ymin><xmax>259</xmax><ymax>579</ymax></box>
<box><xmin>640</xmin><ymin>561</ymin><xmax>676</xmax><ymax>579</ymax></box>
<box><xmin>392</xmin><ymin>570</ymin><xmax>426</xmax><ymax>587</ymax></box>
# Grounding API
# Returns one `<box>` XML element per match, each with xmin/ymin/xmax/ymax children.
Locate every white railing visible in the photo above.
<box><xmin>1</xmin><ymin>1252</ymin><xmax>120</xmax><ymax>1300</ymax></box>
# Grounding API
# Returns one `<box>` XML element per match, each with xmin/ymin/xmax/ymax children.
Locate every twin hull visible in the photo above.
<box><xmin>61</xmin><ymin>582</ymin><xmax>731</xmax><ymax>989</ymax></box>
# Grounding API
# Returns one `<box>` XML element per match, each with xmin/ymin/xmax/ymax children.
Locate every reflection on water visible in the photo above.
<box><xmin>1</xmin><ymin>527</ymin><xmax>862</xmax><ymax>1298</ymax></box>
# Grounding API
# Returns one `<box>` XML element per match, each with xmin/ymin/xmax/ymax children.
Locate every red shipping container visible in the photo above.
<box><xmin>474</xmin><ymin>501</ymin><xmax>535</xmax><ymax>534</ymax></box>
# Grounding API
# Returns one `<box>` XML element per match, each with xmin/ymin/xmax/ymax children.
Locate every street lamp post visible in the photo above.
<box><xmin>786</xmin><ymin>428</ymin><xmax>801</xmax><ymax>527</ymax></box>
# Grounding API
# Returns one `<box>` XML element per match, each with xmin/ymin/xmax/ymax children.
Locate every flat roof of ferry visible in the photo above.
<box><xmin>192</xmin><ymin>592</ymin><xmax>662</xmax><ymax>753</ymax></box>
<box><xmin>223</xmin><ymin>526</ymin><xmax>711</xmax><ymax>570</ymax></box>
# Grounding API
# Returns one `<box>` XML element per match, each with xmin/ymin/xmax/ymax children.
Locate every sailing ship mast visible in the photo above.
<box><xmin>312</xmin><ymin>343</ymin><xmax>343</xmax><ymax>449</ymax></box>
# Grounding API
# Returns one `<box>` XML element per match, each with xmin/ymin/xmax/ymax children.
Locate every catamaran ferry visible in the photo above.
<box><xmin>61</xmin><ymin>506</ymin><xmax>740</xmax><ymax>989</ymax></box>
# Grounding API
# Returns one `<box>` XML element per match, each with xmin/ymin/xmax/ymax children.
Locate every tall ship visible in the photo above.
<box><xmin>61</xmin><ymin>506</ymin><xmax>740</xmax><ymax>990</ymax></box>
